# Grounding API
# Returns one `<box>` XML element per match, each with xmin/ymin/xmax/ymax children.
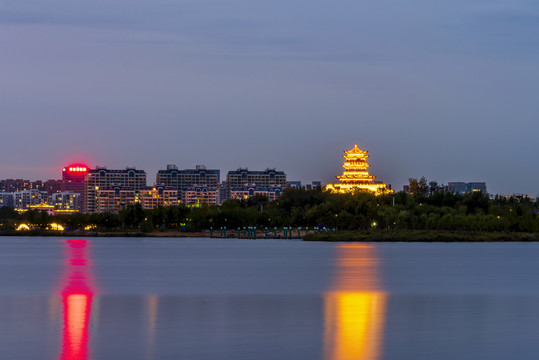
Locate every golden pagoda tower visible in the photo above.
<box><xmin>326</xmin><ymin>144</ymin><xmax>393</xmax><ymax>195</ymax></box>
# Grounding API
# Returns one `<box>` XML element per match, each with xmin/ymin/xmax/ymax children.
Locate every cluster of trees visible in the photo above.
<box><xmin>1</xmin><ymin>181</ymin><xmax>538</xmax><ymax>233</ymax></box>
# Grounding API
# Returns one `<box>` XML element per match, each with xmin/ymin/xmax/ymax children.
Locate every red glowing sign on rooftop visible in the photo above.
<box><xmin>63</xmin><ymin>165</ymin><xmax>89</xmax><ymax>173</ymax></box>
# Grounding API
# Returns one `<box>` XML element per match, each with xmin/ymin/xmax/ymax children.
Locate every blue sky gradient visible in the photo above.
<box><xmin>1</xmin><ymin>0</ymin><xmax>538</xmax><ymax>194</ymax></box>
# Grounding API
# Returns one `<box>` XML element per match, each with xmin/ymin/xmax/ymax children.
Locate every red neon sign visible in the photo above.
<box><xmin>63</xmin><ymin>165</ymin><xmax>89</xmax><ymax>173</ymax></box>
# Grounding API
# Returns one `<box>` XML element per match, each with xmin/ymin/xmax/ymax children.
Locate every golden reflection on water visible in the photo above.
<box><xmin>146</xmin><ymin>294</ymin><xmax>159</xmax><ymax>359</ymax></box>
<box><xmin>324</xmin><ymin>244</ymin><xmax>387</xmax><ymax>360</ymax></box>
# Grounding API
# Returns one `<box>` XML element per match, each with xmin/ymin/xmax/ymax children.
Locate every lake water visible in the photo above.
<box><xmin>2</xmin><ymin>237</ymin><xmax>539</xmax><ymax>359</ymax></box>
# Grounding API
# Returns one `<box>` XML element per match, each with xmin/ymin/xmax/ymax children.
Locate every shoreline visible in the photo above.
<box><xmin>1</xmin><ymin>229</ymin><xmax>538</xmax><ymax>242</ymax></box>
<box><xmin>303</xmin><ymin>230</ymin><xmax>539</xmax><ymax>242</ymax></box>
<box><xmin>0</xmin><ymin>230</ymin><xmax>211</xmax><ymax>238</ymax></box>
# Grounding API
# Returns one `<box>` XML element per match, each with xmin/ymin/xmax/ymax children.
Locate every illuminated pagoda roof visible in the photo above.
<box><xmin>326</xmin><ymin>144</ymin><xmax>393</xmax><ymax>195</ymax></box>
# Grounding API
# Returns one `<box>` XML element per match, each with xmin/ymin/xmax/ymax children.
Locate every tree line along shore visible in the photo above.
<box><xmin>0</xmin><ymin>187</ymin><xmax>538</xmax><ymax>241</ymax></box>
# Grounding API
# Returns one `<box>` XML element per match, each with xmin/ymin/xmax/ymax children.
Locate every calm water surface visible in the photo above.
<box><xmin>2</xmin><ymin>237</ymin><xmax>539</xmax><ymax>359</ymax></box>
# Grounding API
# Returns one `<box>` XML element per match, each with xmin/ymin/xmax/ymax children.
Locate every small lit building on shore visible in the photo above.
<box><xmin>326</xmin><ymin>144</ymin><xmax>392</xmax><ymax>195</ymax></box>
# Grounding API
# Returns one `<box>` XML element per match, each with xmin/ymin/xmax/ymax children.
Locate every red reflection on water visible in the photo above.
<box><xmin>59</xmin><ymin>239</ymin><xmax>95</xmax><ymax>360</ymax></box>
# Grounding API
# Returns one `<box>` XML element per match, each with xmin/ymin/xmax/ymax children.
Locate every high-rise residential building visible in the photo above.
<box><xmin>225</xmin><ymin>168</ymin><xmax>286</xmax><ymax>201</ymax></box>
<box><xmin>31</xmin><ymin>179</ymin><xmax>63</xmax><ymax>195</ymax></box>
<box><xmin>51</xmin><ymin>192</ymin><xmax>81</xmax><ymax>212</ymax></box>
<box><xmin>0</xmin><ymin>193</ymin><xmax>14</xmax><ymax>208</ymax></box>
<box><xmin>62</xmin><ymin>165</ymin><xmax>88</xmax><ymax>193</ymax></box>
<box><xmin>13</xmin><ymin>189</ymin><xmax>48</xmax><ymax>210</ymax></box>
<box><xmin>156</xmin><ymin>164</ymin><xmax>220</xmax><ymax>205</ymax></box>
<box><xmin>44</xmin><ymin>180</ymin><xmax>63</xmax><ymax>195</ymax></box>
<box><xmin>1</xmin><ymin>179</ymin><xmax>63</xmax><ymax>195</ymax></box>
<box><xmin>0</xmin><ymin>179</ymin><xmax>31</xmax><ymax>193</ymax></box>
<box><xmin>62</xmin><ymin>164</ymin><xmax>89</xmax><ymax>211</ymax></box>
<box><xmin>84</xmin><ymin>167</ymin><xmax>146</xmax><ymax>213</ymax></box>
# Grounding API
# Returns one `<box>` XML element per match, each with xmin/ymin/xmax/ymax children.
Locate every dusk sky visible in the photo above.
<box><xmin>1</xmin><ymin>0</ymin><xmax>538</xmax><ymax>195</ymax></box>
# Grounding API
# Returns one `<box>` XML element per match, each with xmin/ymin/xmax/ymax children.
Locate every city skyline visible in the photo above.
<box><xmin>1</xmin><ymin>0</ymin><xmax>538</xmax><ymax>195</ymax></box>
<box><xmin>0</xmin><ymin>156</ymin><xmax>531</xmax><ymax>196</ymax></box>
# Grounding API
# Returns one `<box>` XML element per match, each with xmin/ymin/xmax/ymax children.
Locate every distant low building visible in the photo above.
<box><xmin>26</xmin><ymin>203</ymin><xmax>55</xmax><ymax>215</ymax></box>
<box><xmin>229</xmin><ymin>185</ymin><xmax>283</xmax><ymax>202</ymax></box>
<box><xmin>287</xmin><ymin>181</ymin><xmax>322</xmax><ymax>190</ymax></box>
<box><xmin>287</xmin><ymin>181</ymin><xmax>302</xmax><ymax>189</ymax></box>
<box><xmin>504</xmin><ymin>193</ymin><xmax>536</xmax><ymax>201</ymax></box>
<box><xmin>448</xmin><ymin>182</ymin><xmax>487</xmax><ymax>194</ymax></box>
<box><xmin>305</xmin><ymin>181</ymin><xmax>322</xmax><ymax>190</ymax></box>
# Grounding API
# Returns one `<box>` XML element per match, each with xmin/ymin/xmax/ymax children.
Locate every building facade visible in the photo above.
<box><xmin>85</xmin><ymin>167</ymin><xmax>146</xmax><ymax>213</ymax></box>
<box><xmin>62</xmin><ymin>165</ymin><xmax>88</xmax><ymax>193</ymax></box>
<box><xmin>13</xmin><ymin>189</ymin><xmax>48</xmax><ymax>210</ymax></box>
<box><xmin>225</xmin><ymin>168</ymin><xmax>286</xmax><ymax>201</ymax></box>
<box><xmin>51</xmin><ymin>192</ymin><xmax>81</xmax><ymax>212</ymax></box>
<box><xmin>182</xmin><ymin>186</ymin><xmax>220</xmax><ymax>206</ymax></box>
<box><xmin>0</xmin><ymin>179</ymin><xmax>31</xmax><ymax>193</ymax></box>
<box><xmin>139</xmin><ymin>186</ymin><xmax>179</xmax><ymax>209</ymax></box>
<box><xmin>0</xmin><ymin>193</ymin><xmax>14</xmax><ymax>208</ymax></box>
<box><xmin>287</xmin><ymin>181</ymin><xmax>322</xmax><ymax>190</ymax></box>
<box><xmin>96</xmin><ymin>186</ymin><xmax>136</xmax><ymax>213</ymax></box>
<box><xmin>31</xmin><ymin>179</ymin><xmax>63</xmax><ymax>195</ymax></box>
<box><xmin>448</xmin><ymin>182</ymin><xmax>487</xmax><ymax>194</ymax></box>
<box><xmin>156</xmin><ymin>164</ymin><xmax>220</xmax><ymax>205</ymax></box>
<box><xmin>229</xmin><ymin>185</ymin><xmax>283</xmax><ymax>202</ymax></box>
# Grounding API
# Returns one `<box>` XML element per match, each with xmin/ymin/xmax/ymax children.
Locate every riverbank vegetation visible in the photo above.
<box><xmin>1</xmin><ymin>185</ymin><xmax>538</xmax><ymax>239</ymax></box>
